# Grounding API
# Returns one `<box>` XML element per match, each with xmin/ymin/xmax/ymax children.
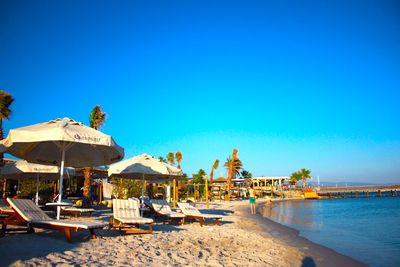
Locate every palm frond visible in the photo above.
<box><xmin>90</xmin><ymin>105</ymin><xmax>107</xmax><ymax>130</ymax></box>
<box><xmin>167</xmin><ymin>152</ymin><xmax>175</xmax><ymax>166</ymax></box>
<box><xmin>0</xmin><ymin>91</ymin><xmax>14</xmax><ymax>120</ymax></box>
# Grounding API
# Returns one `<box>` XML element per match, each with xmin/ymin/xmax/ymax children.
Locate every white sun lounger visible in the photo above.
<box><xmin>151</xmin><ymin>199</ymin><xmax>185</xmax><ymax>224</ymax></box>
<box><xmin>60</xmin><ymin>199</ymin><xmax>95</xmax><ymax>217</ymax></box>
<box><xmin>177</xmin><ymin>202</ymin><xmax>223</xmax><ymax>226</ymax></box>
<box><xmin>110</xmin><ymin>199</ymin><xmax>153</xmax><ymax>234</ymax></box>
<box><xmin>6</xmin><ymin>198</ymin><xmax>107</xmax><ymax>242</ymax></box>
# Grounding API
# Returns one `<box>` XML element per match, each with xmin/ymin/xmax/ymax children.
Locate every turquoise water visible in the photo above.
<box><xmin>261</xmin><ymin>197</ymin><xmax>400</xmax><ymax>267</ymax></box>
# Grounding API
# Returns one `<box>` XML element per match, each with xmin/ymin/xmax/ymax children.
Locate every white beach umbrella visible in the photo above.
<box><xmin>0</xmin><ymin>117</ymin><xmax>124</xmax><ymax>219</ymax></box>
<box><xmin>108</xmin><ymin>153</ymin><xmax>182</xmax><ymax>180</ymax></box>
<box><xmin>108</xmin><ymin>153</ymin><xmax>182</xmax><ymax>213</ymax></box>
<box><xmin>0</xmin><ymin>160</ymin><xmax>75</xmax><ymax>205</ymax></box>
<box><xmin>0</xmin><ymin>160</ymin><xmax>75</xmax><ymax>178</ymax></box>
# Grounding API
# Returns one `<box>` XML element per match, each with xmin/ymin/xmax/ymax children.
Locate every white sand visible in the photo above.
<box><xmin>0</xmin><ymin>201</ymin><xmax>363</xmax><ymax>267</ymax></box>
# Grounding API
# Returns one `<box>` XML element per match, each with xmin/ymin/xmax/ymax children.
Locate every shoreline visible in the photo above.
<box><xmin>247</xmin><ymin>199</ymin><xmax>367</xmax><ymax>267</ymax></box>
<box><xmin>0</xmin><ymin>200</ymin><xmax>367</xmax><ymax>266</ymax></box>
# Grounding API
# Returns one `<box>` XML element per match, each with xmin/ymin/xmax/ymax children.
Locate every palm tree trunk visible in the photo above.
<box><xmin>2</xmin><ymin>177</ymin><xmax>6</xmax><ymax>199</ymax></box>
<box><xmin>209</xmin><ymin>169</ymin><xmax>214</xmax><ymax>185</ymax></box>
<box><xmin>226</xmin><ymin>165</ymin><xmax>232</xmax><ymax>201</ymax></box>
<box><xmin>83</xmin><ymin>167</ymin><xmax>92</xmax><ymax>206</ymax></box>
<box><xmin>0</xmin><ymin>118</ymin><xmax>4</xmax><ymax>167</ymax></box>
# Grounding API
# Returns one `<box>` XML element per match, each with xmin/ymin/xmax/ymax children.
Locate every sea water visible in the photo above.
<box><xmin>261</xmin><ymin>197</ymin><xmax>400</xmax><ymax>267</ymax></box>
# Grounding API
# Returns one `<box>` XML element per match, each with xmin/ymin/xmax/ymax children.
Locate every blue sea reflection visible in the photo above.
<box><xmin>261</xmin><ymin>197</ymin><xmax>400</xmax><ymax>267</ymax></box>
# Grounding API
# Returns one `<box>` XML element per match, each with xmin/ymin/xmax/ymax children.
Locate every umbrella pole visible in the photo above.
<box><xmin>205</xmin><ymin>177</ymin><xmax>209</xmax><ymax>208</ymax></box>
<box><xmin>36</xmin><ymin>174</ymin><xmax>39</xmax><ymax>205</ymax></box>
<box><xmin>57</xmin><ymin>148</ymin><xmax>66</xmax><ymax>220</ymax></box>
<box><xmin>173</xmin><ymin>179</ymin><xmax>176</xmax><ymax>208</ymax></box>
<box><xmin>141</xmin><ymin>174</ymin><xmax>145</xmax><ymax>216</ymax></box>
<box><xmin>2</xmin><ymin>177</ymin><xmax>6</xmax><ymax>199</ymax></box>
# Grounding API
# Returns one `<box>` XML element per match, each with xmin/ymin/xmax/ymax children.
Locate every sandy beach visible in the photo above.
<box><xmin>0</xmin><ymin>200</ymin><xmax>366</xmax><ymax>267</ymax></box>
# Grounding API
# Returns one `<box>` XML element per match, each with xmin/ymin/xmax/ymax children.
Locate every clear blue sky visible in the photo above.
<box><xmin>1</xmin><ymin>0</ymin><xmax>399</xmax><ymax>183</ymax></box>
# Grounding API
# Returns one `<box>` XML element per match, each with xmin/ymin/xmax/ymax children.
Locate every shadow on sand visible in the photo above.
<box><xmin>301</xmin><ymin>257</ymin><xmax>317</xmax><ymax>267</ymax></box>
<box><xmin>0</xmin><ymin>220</ymin><xmax>185</xmax><ymax>266</ymax></box>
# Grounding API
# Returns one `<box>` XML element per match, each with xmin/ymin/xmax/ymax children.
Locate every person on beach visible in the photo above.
<box><xmin>249</xmin><ymin>184</ymin><xmax>256</xmax><ymax>214</ymax></box>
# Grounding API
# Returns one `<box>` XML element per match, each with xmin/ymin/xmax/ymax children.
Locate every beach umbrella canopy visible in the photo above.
<box><xmin>0</xmin><ymin>118</ymin><xmax>123</xmax><ymax>167</ymax></box>
<box><xmin>0</xmin><ymin>160</ymin><xmax>75</xmax><ymax>179</ymax></box>
<box><xmin>0</xmin><ymin>117</ymin><xmax>124</xmax><ymax>219</ymax></box>
<box><xmin>0</xmin><ymin>160</ymin><xmax>75</xmax><ymax>205</ymax></box>
<box><xmin>108</xmin><ymin>153</ymin><xmax>183</xmax><ymax>212</ymax></box>
<box><xmin>108</xmin><ymin>153</ymin><xmax>182</xmax><ymax>180</ymax></box>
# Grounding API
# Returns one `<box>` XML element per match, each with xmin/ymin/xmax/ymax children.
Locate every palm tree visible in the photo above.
<box><xmin>290</xmin><ymin>171</ymin><xmax>302</xmax><ymax>188</ymax></box>
<box><xmin>232</xmin><ymin>148</ymin><xmax>238</xmax><ymax>159</ymax></box>
<box><xmin>167</xmin><ymin>152</ymin><xmax>175</xmax><ymax>166</ymax></box>
<box><xmin>89</xmin><ymin>105</ymin><xmax>106</xmax><ymax>130</ymax></box>
<box><xmin>224</xmin><ymin>148</ymin><xmax>242</xmax><ymax>201</ymax></box>
<box><xmin>158</xmin><ymin>156</ymin><xmax>167</xmax><ymax>163</ymax></box>
<box><xmin>175</xmin><ymin>151</ymin><xmax>182</xmax><ymax>169</ymax></box>
<box><xmin>0</xmin><ymin>91</ymin><xmax>14</xmax><ymax>166</ymax></box>
<box><xmin>299</xmin><ymin>168</ymin><xmax>311</xmax><ymax>188</ymax></box>
<box><xmin>241</xmin><ymin>169</ymin><xmax>252</xmax><ymax>179</ymax></box>
<box><xmin>175</xmin><ymin>151</ymin><xmax>183</xmax><ymax>192</ymax></box>
<box><xmin>209</xmin><ymin>159</ymin><xmax>219</xmax><ymax>185</ymax></box>
<box><xmin>83</xmin><ymin>105</ymin><xmax>107</xmax><ymax>201</ymax></box>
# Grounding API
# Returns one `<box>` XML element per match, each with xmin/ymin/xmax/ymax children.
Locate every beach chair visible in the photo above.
<box><xmin>0</xmin><ymin>198</ymin><xmax>33</xmax><ymax>236</ymax></box>
<box><xmin>177</xmin><ymin>202</ymin><xmax>223</xmax><ymax>226</ymax></box>
<box><xmin>141</xmin><ymin>196</ymin><xmax>154</xmax><ymax>209</ymax></box>
<box><xmin>60</xmin><ymin>199</ymin><xmax>95</xmax><ymax>217</ymax></box>
<box><xmin>151</xmin><ymin>199</ymin><xmax>185</xmax><ymax>224</ymax></box>
<box><xmin>5</xmin><ymin>198</ymin><xmax>107</xmax><ymax>242</ymax></box>
<box><xmin>110</xmin><ymin>199</ymin><xmax>153</xmax><ymax>234</ymax></box>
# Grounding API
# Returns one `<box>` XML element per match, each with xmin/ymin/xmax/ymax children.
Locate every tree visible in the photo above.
<box><xmin>89</xmin><ymin>105</ymin><xmax>106</xmax><ymax>129</ymax></box>
<box><xmin>167</xmin><ymin>152</ymin><xmax>175</xmax><ymax>166</ymax></box>
<box><xmin>209</xmin><ymin>159</ymin><xmax>219</xmax><ymax>185</ymax></box>
<box><xmin>299</xmin><ymin>168</ymin><xmax>312</xmax><ymax>188</ymax></box>
<box><xmin>241</xmin><ymin>169</ymin><xmax>252</xmax><ymax>179</ymax></box>
<box><xmin>290</xmin><ymin>171</ymin><xmax>302</xmax><ymax>187</ymax></box>
<box><xmin>175</xmin><ymin>151</ymin><xmax>182</xmax><ymax>169</ymax></box>
<box><xmin>0</xmin><ymin>90</ymin><xmax>14</xmax><ymax>166</ymax></box>
<box><xmin>158</xmin><ymin>156</ymin><xmax>167</xmax><ymax>163</ymax></box>
<box><xmin>192</xmin><ymin>169</ymin><xmax>207</xmax><ymax>184</ymax></box>
<box><xmin>224</xmin><ymin>148</ymin><xmax>242</xmax><ymax>201</ymax></box>
<box><xmin>174</xmin><ymin>151</ymin><xmax>183</xmax><ymax>192</ymax></box>
<box><xmin>83</xmin><ymin>105</ymin><xmax>107</xmax><ymax>203</ymax></box>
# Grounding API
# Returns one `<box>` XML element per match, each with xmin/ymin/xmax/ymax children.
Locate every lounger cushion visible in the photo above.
<box><xmin>62</xmin><ymin>207</ymin><xmax>95</xmax><ymax>213</ymax></box>
<box><xmin>31</xmin><ymin>220</ymin><xmax>106</xmax><ymax>229</ymax></box>
<box><xmin>151</xmin><ymin>199</ymin><xmax>185</xmax><ymax>218</ymax></box>
<box><xmin>114</xmin><ymin>216</ymin><xmax>154</xmax><ymax>224</ymax></box>
<box><xmin>160</xmin><ymin>211</ymin><xmax>185</xmax><ymax>218</ymax></box>
<box><xmin>112</xmin><ymin>199</ymin><xmax>153</xmax><ymax>224</ymax></box>
<box><xmin>177</xmin><ymin>202</ymin><xmax>223</xmax><ymax>219</ymax></box>
<box><xmin>8</xmin><ymin>198</ymin><xmax>52</xmax><ymax>221</ymax></box>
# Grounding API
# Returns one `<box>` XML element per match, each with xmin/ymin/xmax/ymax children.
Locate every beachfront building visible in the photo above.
<box><xmin>210</xmin><ymin>177</ymin><xmax>249</xmax><ymax>200</ymax></box>
<box><xmin>251</xmin><ymin>176</ymin><xmax>289</xmax><ymax>197</ymax></box>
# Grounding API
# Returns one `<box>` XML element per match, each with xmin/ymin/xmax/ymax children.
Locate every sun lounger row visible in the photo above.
<box><xmin>0</xmin><ymin>198</ymin><xmax>223</xmax><ymax>242</ymax></box>
<box><xmin>142</xmin><ymin>197</ymin><xmax>222</xmax><ymax>226</ymax></box>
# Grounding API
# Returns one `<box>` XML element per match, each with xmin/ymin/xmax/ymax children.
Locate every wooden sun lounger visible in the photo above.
<box><xmin>60</xmin><ymin>199</ymin><xmax>95</xmax><ymax>217</ymax></box>
<box><xmin>5</xmin><ymin>198</ymin><xmax>107</xmax><ymax>242</ymax></box>
<box><xmin>151</xmin><ymin>199</ymin><xmax>185</xmax><ymax>224</ymax></box>
<box><xmin>0</xmin><ymin>198</ymin><xmax>34</xmax><ymax>236</ymax></box>
<box><xmin>110</xmin><ymin>199</ymin><xmax>153</xmax><ymax>234</ymax></box>
<box><xmin>0</xmin><ymin>199</ymin><xmax>14</xmax><ymax>215</ymax></box>
<box><xmin>177</xmin><ymin>202</ymin><xmax>223</xmax><ymax>226</ymax></box>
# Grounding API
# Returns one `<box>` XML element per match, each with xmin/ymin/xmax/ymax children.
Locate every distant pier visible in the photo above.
<box><xmin>317</xmin><ymin>184</ymin><xmax>400</xmax><ymax>198</ymax></box>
